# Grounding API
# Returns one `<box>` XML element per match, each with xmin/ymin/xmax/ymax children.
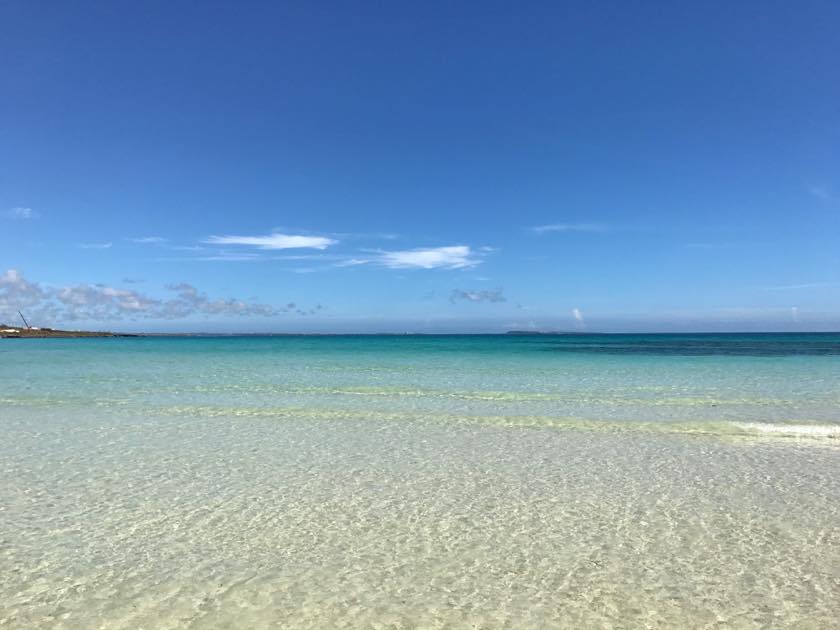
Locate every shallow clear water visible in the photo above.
<box><xmin>1</xmin><ymin>334</ymin><xmax>839</xmax><ymax>628</ymax></box>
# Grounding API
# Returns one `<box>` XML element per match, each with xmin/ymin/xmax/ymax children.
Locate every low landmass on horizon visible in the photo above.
<box><xmin>0</xmin><ymin>325</ymin><xmax>135</xmax><ymax>338</ymax></box>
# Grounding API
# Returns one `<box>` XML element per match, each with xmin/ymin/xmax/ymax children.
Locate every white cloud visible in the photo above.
<box><xmin>380</xmin><ymin>245</ymin><xmax>479</xmax><ymax>269</ymax></box>
<box><xmin>0</xmin><ymin>269</ymin><xmax>317</xmax><ymax>324</ymax></box>
<box><xmin>57</xmin><ymin>284</ymin><xmax>159</xmax><ymax>316</ymax></box>
<box><xmin>160</xmin><ymin>283</ymin><xmax>279</xmax><ymax>318</ymax></box>
<box><xmin>204</xmin><ymin>232</ymin><xmax>337</xmax><ymax>250</ymax></box>
<box><xmin>333</xmin><ymin>245</ymin><xmax>487</xmax><ymax>270</ymax></box>
<box><xmin>78</xmin><ymin>242</ymin><xmax>113</xmax><ymax>249</ymax></box>
<box><xmin>5</xmin><ymin>207</ymin><xmax>37</xmax><ymax>219</ymax></box>
<box><xmin>530</xmin><ymin>223</ymin><xmax>606</xmax><ymax>234</ymax></box>
<box><xmin>2</xmin><ymin>269</ymin><xmax>24</xmax><ymax>285</ymax></box>
<box><xmin>0</xmin><ymin>269</ymin><xmax>50</xmax><ymax>315</ymax></box>
<box><xmin>131</xmin><ymin>236</ymin><xmax>166</xmax><ymax>244</ymax></box>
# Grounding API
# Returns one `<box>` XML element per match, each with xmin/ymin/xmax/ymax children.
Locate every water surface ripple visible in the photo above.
<box><xmin>1</xmin><ymin>335</ymin><xmax>839</xmax><ymax>627</ymax></box>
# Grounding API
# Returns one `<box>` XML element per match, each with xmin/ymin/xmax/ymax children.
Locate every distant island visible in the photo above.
<box><xmin>0</xmin><ymin>325</ymin><xmax>137</xmax><ymax>339</ymax></box>
<box><xmin>506</xmin><ymin>330</ymin><xmax>590</xmax><ymax>335</ymax></box>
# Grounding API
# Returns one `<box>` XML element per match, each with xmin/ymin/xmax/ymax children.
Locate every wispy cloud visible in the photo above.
<box><xmin>379</xmin><ymin>245</ymin><xmax>480</xmax><ymax>269</ymax></box>
<box><xmin>5</xmin><ymin>207</ymin><xmax>38</xmax><ymax>220</ymax></box>
<box><xmin>764</xmin><ymin>281</ymin><xmax>840</xmax><ymax>291</ymax></box>
<box><xmin>204</xmin><ymin>232</ymin><xmax>337</xmax><ymax>250</ymax></box>
<box><xmin>177</xmin><ymin>234</ymin><xmax>487</xmax><ymax>272</ymax></box>
<box><xmin>1</xmin><ymin>269</ymin><xmax>317</xmax><ymax>324</ymax></box>
<box><xmin>168</xmin><ymin>245</ymin><xmax>206</xmax><ymax>252</ymax></box>
<box><xmin>530</xmin><ymin>222</ymin><xmax>607</xmax><ymax>234</ymax></box>
<box><xmin>807</xmin><ymin>185</ymin><xmax>832</xmax><ymax>201</ymax></box>
<box><xmin>162</xmin><ymin>251</ymin><xmax>350</xmax><ymax>265</ymax></box>
<box><xmin>450</xmin><ymin>288</ymin><xmax>506</xmax><ymax>303</ymax></box>
<box><xmin>78</xmin><ymin>242</ymin><xmax>113</xmax><ymax>249</ymax></box>
<box><xmin>330</xmin><ymin>231</ymin><xmax>400</xmax><ymax>241</ymax></box>
<box><xmin>334</xmin><ymin>258</ymin><xmax>370</xmax><ymax>268</ymax></box>
<box><xmin>175</xmin><ymin>252</ymin><xmax>263</xmax><ymax>262</ymax></box>
<box><xmin>131</xmin><ymin>236</ymin><xmax>166</xmax><ymax>244</ymax></box>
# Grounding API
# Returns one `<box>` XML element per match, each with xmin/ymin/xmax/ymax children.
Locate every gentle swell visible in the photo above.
<box><xmin>147</xmin><ymin>404</ymin><xmax>840</xmax><ymax>442</ymax></box>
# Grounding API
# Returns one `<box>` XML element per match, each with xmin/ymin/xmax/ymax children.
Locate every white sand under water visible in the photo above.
<box><xmin>2</xmin><ymin>408</ymin><xmax>838</xmax><ymax>629</ymax></box>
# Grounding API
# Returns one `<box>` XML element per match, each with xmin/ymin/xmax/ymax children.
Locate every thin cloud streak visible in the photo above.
<box><xmin>764</xmin><ymin>281</ymin><xmax>840</xmax><ymax>291</ymax></box>
<box><xmin>530</xmin><ymin>223</ymin><xmax>607</xmax><ymax>234</ymax></box>
<box><xmin>334</xmin><ymin>258</ymin><xmax>370</xmax><ymax>267</ymax></box>
<box><xmin>78</xmin><ymin>242</ymin><xmax>113</xmax><ymax>249</ymax></box>
<box><xmin>204</xmin><ymin>233</ymin><xmax>337</xmax><ymax>250</ymax></box>
<box><xmin>5</xmin><ymin>207</ymin><xmax>38</xmax><ymax>219</ymax></box>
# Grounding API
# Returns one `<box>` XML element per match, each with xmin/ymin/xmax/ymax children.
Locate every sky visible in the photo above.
<box><xmin>1</xmin><ymin>1</ymin><xmax>839</xmax><ymax>333</ymax></box>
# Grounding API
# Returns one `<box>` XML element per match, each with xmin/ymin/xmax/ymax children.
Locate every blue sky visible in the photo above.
<box><xmin>2</xmin><ymin>1</ymin><xmax>839</xmax><ymax>332</ymax></box>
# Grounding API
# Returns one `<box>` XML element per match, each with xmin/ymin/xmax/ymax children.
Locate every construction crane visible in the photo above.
<box><xmin>18</xmin><ymin>310</ymin><xmax>31</xmax><ymax>329</ymax></box>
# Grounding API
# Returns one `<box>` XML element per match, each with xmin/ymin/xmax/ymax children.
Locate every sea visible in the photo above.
<box><xmin>1</xmin><ymin>334</ymin><xmax>839</xmax><ymax>628</ymax></box>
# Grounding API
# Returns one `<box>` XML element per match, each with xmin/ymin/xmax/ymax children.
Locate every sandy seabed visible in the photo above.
<box><xmin>2</xmin><ymin>407</ymin><xmax>839</xmax><ymax>629</ymax></box>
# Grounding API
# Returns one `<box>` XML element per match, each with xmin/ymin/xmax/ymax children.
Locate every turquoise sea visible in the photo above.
<box><xmin>2</xmin><ymin>334</ymin><xmax>839</xmax><ymax>627</ymax></box>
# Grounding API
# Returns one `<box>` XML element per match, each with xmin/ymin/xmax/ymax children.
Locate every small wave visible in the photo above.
<box><xmin>733</xmin><ymin>422</ymin><xmax>840</xmax><ymax>438</ymax></box>
<box><xmin>148</xmin><ymin>404</ymin><xmax>840</xmax><ymax>443</ymax></box>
